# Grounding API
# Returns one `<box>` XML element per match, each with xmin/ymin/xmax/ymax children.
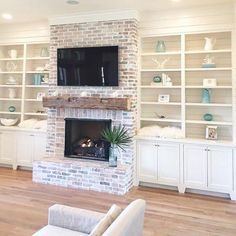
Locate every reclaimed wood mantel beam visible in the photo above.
<box><xmin>43</xmin><ymin>96</ymin><xmax>131</xmax><ymax>111</ymax></box>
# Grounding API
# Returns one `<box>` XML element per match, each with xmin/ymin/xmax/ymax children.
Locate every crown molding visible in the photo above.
<box><xmin>49</xmin><ymin>10</ymin><xmax>139</xmax><ymax>25</ymax></box>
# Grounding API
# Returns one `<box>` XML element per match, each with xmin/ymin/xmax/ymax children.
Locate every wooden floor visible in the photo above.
<box><xmin>0</xmin><ymin>168</ymin><xmax>236</xmax><ymax>236</ymax></box>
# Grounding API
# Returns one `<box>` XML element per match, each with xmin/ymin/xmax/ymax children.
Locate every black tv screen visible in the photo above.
<box><xmin>57</xmin><ymin>46</ymin><xmax>118</xmax><ymax>86</ymax></box>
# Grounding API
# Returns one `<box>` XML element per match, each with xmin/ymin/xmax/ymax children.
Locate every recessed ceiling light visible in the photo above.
<box><xmin>66</xmin><ymin>0</ymin><xmax>79</xmax><ymax>5</ymax></box>
<box><xmin>2</xmin><ymin>13</ymin><xmax>12</xmax><ymax>20</ymax></box>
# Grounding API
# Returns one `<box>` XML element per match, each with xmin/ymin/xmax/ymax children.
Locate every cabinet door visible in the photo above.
<box><xmin>16</xmin><ymin>133</ymin><xmax>34</xmax><ymax>167</ymax></box>
<box><xmin>0</xmin><ymin>132</ymin><xmax>15</xmax><ymax>164</ymax></box>
<box><xmin>137</xmin><ymin>141</ymin><xmax>158</xmax><ymax>183</ymax></box>
<box><xmin>157</xmin><ymin>143</ymin><xmax>180</xmax><ymax>185</ymax></box>
<box><xmin>208</xmin><ymin>147</ymin><xmax>233</xmax><ymax>192</ymax></box>
<box><xmin>34</xmin><ymin>134</ymin><xmax>46</xmax><ymax>161</ymax></box>
<box><xmin>184</xmin><ymin>145</ymin><xmax>208</xmax><ymax>188</ymax></box>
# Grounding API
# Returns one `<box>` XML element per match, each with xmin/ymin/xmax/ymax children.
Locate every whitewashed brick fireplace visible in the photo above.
<box><xmin>33</xmin><ymin>18</ymin><xmax>139</xmax><ymax>195</ymax></box>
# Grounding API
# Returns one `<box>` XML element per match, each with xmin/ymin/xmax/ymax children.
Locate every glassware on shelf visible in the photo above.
<box><xmin>6</xmin><ymin>61</ymin><xmax>17</xmax><ymax>71</ymax></box>
<box><xmin>156</xmin><ymin>40</ymin><xmax>166</xmax><ymax>52</ymax></box>
<box><xmin>40</xmin><ymin>47</ymin><xmax>49</xmax><ymax>57</ymax></box>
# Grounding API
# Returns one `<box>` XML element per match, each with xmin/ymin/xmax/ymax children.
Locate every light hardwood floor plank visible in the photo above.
<box><xmin>0</xmin><ymin>167</ymin><xmax>236</xmax><ymax>236</ymax></box>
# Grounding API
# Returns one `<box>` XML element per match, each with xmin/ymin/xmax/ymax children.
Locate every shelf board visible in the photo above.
<box><xmin>0</xmin><ymin>58</ymin><xmax>24</xmax><ymax>61</ymax></box>
<box><xmin>0</xmin><ymin>98</ymin><xmax>21</xmax><ymax>101</ymax></box>
<box><xmin>141</xmin><ymin>52</ymin><xmax>181</xmax><ymax>56</ymax></box>
<box><xmin>141</xmin><ymin>118</ymin><xmax>181</xmax><ymax>123</ymax></box>
<box><xmin>26</xmin><ymin>71</ymin><xmax>49</xmax><ymax>74</ymax></box>
<box><xmin>141</xmin><ymin>102</ymin><xmax>181</xmax><ymax>106</ymax></box>
<box><xmin>0</xmin><ymin>71</ymin><xmax>23</xmax><ymax>74</ymax></box>
<box><xmin>0</xmin><ymin>85</ymin><xmax>22</xmax><ymax>88</ymax></box>
<box><xmin>185</xmin><ymin>68</ymin><xmax>232</xmax><ymax>71</ymax></box>
<box><xmin>185</xmin><ymin>86</ymin><xmax>232</xmax><ymax>89</ymax></box>
<box><xmin>186</xmin><ymin>120</ymin><xmax>232</xmax><ymax>126</ymax></box>
<box><xmin>24</xmin><ymin>112</ymin><xmax>47</xmax><ymax>116</ymax></box>
<box><xmin>26</xmin><ymin>85</ymin><xmax>49</xmax><ymax>88</ymax></box>
<box><xmin>0</xmin><ymin>111</ymin><xmax>21</xmax><ymax>115</ymax></box>
<box><xmin>26</xmin><ymin>57</ymin><xmax>50</xmax><ymax>60</ymax></box>
<box><xmin>141</xmin><ymin>85</ymin><xmax>181</xmax><ymax>89</ymax></box>
<box><xmin>141</xmin><ymin>69</ymin><xmax>181</xmax><ymax>72</ymax></box>
<box><xmin>186</xmin><ymin>103</ymin><xmax>232</xmax><ymax>107</ymax></box>
<box><xmin>185</xmin><ymin>49</ymin><xmax>232</xmax><ymax>54</ymax></box>
<box><xmin>25</xmin><ymin>99</ymin><xmax>42</xmax><ymax>102</ymax></box>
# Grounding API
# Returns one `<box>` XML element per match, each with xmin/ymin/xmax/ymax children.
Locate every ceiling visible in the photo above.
<box><xmin>0</xmin><ymin>0</ymin><xmax>233</xmax><ymax>24</ymax></box>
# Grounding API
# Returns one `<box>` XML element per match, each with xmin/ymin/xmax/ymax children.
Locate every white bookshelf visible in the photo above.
<box><xmin>140</xmin><ymin>31</ymin><xmax>233</xmax><ymax>141</ymax></box>
<box><xmin>0</xmin><ymin>42</ymin><xmax>49</xmax><ymax>124</ymax></box>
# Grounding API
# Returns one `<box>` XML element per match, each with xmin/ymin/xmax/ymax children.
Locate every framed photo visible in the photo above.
<box><xmin>203</xmin><ymin>78</ymin><xmax>217</xmax><ymax>87</ymax></box>
<box><xmin>37</xmin><ymin>92</ymin><xmax>45</xmax><ymax>101</ymax></box>
<box><xmin>158</xmin><ymin>94</ymin><xmax>170</xmax><ymax>103</ymax></box>
<box><xmin>206</xmin><ymin>125</ymin><xmax>218</xmax><ymax>140</ymax></box>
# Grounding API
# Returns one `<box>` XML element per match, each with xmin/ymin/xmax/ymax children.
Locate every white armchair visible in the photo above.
<box><xmin>33</xmin><ymin>199</ymin><xmax>146</xmax><ymax>236</ymax></box>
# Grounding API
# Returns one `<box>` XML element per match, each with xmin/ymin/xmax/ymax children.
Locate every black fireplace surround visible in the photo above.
<box><xmin>64</xmin><ymin>118</ymin><xmax>111</xmax><ymax>161</ymax></box>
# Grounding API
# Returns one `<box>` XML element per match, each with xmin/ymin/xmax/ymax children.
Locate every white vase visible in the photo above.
<box><xmin>8</xmin><ymin>88</ymin><xmax>17</xmax><ymax>99</ymax></box>
<box><xmin>204</xmin><ymin>37</ymin><xmax>216</xmax><ymax>51</ymax></box>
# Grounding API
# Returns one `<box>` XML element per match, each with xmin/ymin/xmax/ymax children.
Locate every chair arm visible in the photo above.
<box><xmin>48</xmin><ymin>204</ymin><xmax>105</xmax><ymax>234</ymax></box>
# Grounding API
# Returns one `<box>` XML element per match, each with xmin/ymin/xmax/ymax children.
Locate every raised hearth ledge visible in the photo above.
<box><xmin>43</xmin><ymin>96</ymin><xmax>131</xmax><ymax>111</ymax></box>
<box><xmin>33</xmin><ymin>157</ymin><xmax>133</xmax><ymax>195</ymax></box>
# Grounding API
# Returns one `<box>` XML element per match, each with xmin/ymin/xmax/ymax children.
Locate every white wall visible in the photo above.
<box><xmin>0</xmin><ymin>20</ymin><xmax>49</xmax><ymax>44</ymax></box>
<box><xmin>140</xmin><ymin>3</ymin><xmax>235</xmax><ymax>36</ymax></box>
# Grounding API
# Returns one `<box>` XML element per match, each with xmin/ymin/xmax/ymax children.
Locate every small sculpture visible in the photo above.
<box><xmin>152</xmin><ymin>58</ymin><xmax>169</xmax><ymax>69</ymax></box>
<box><xmin>162</xmin><ymin>73</ymin><xmax>172</xmax><ymax>86</ymax></box>
<box><xmin>202</xmin><ymin>54</ymin><xmax>216</xmax><ymax>68</ymax></box>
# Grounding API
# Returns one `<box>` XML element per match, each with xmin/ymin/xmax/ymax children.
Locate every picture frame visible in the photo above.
<box><xmin>203</xmin><ymin>78</ymin><xmax>217</xmax><ymax>87</ymax></box>
<box><xmin>206</xmin><ymin>125</ymin><xmax>218</xmax><ymax>140</ymax></box>
<box><xmin>36</xmin><ymin>92</ymin><xmax>46</xmax><ymax>101</ymax></box>
<box><xmin>158</xmin><ymin>94</ymin><xmax>170</xmax><ymax>103</ymax></box>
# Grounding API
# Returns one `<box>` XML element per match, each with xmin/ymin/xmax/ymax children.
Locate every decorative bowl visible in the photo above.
<box><xmin>0</xmin><ymin>118</ymin><xmax>18</xmax><ymax>126</ymax></box>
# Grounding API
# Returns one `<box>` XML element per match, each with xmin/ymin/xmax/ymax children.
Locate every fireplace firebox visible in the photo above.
<box><xmin>64</xmin><ymin>118</ymin><xmax>111</xmax><ymax>161</ymax></box>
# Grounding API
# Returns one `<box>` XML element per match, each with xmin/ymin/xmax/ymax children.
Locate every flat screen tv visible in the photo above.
<box><xmin>57</xmin><ymin>46</ymin><xmax>118</xmax><ymax>86</ymax></box>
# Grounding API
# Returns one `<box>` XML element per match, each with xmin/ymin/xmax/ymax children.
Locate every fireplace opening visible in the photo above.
<box><xmin>64</xmin><ymin>118</ymin><xmax>111</xmax><ymax>161</ymax></box>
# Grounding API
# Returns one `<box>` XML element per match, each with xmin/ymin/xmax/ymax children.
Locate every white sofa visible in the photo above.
<box><xmin>33</xmin><ymin>199</ymin><xmax>146</xmax><ymax>236</ymax></box>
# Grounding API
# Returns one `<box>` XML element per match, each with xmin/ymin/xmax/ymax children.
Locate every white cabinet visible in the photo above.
<box><xmin>16</xmin><ymin>132</ymin><xmax>46</xmax><ymax>167</ymax></box>
<box><xmin>34</xmin><ymin>134</ymin><xmax>47</xmax><ymax>161</ymax></box>
<box><xmin>208</xmin><ymin>147</ymin><xmax>233</xmax><ymax>192</ymax></box>
<box><xmin>137</xmin><ymin>141</ymin><xmax>157</xmax><ymax>183</ymax></box>
<box><xmin>16</xmin><ymin>133</ymin><xmax>34</xmax><ymax>167</ymax></box>
<box><xmin>184</xmin><ymin>144</ymin><xmax>234</xmax><ymax>193</ymax></box>
<box><xmin>0</xmin><ymin>129</ymin><xmax>46</xmax><ymax>169</ymax></box>
<box><xmin>137</xmin><ymin>138</ymin><xmax>236</xmax><ymax>200</ymax></box>
<box><xmin>137</xmin><ymin>140</ymin><xmax>180</xmax><ymax>186</ymax></box>
<box><xmin>0</xmin><ymin>131</ymin><xmax>16</xmax><ymax>164</ymax></box>
<box><xmin>184</xmin><ymin>145</ymin><xmax>208</xmax><ymax>188</ymax></box>
<box><xmin>157</xmin><ymin>143</ymin><xmax>180</xmax><ymax>184</ymax></box>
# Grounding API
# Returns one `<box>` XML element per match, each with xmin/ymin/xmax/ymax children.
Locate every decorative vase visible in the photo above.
<box><xmin>204</xmin><ymin>37</ymin><xmax>216</xmax><ymax>51</ymax></box>
<box><xmin>8</xmin><ymin>106</ymin><xmax>16</xmax><ymax>112</ymax></box>
<box><xmin>156</xmin><ymin>41</ymin><xmax>166</xmax><ymax>52</ymax></box>
<box><xmin>8</xmin><ymin>88</ymin><xmax>16</xmax><ymax>99</ymax></box>
<box><xmin>204</xmin><ymin>113</ymin><xmax>213</xmax><ymax>121</ymax></box>
<box><xmin>202</xmin><ymin>89</ymin><xmax>211</xmax><ymax>103</ymax></box>
<box><xmin>109</xmin><ymin>145</ymin><xmax>118</xmax><ymax>167</ymax></box>
<box><xmin>8</xmin><ymin>49</ymin><xmax>17</xmax><ymax>58</ymax></box>
<box><xmin>40</xmin><ymin>47</ymin><xmax>49</xmax><ymax>57</ymax></box>
<box><xmin>153</xmin><ymin>75</ymin><xmax>162</xmax><ymax>83</ymax></box>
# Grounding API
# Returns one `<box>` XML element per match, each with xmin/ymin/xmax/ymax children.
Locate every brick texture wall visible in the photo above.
<box><xmin>35</xmin><ymin>19</ymin><xmax>139</xmax><ymax>194</ymax></box>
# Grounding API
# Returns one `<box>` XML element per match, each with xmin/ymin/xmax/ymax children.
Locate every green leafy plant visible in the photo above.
<box><xmin>101</xmin><ymin>125</ymin><xmax>132</xmax><ymax>151</ymax></box>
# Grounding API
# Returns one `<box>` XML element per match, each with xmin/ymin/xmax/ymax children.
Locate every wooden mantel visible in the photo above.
<box><xmin>43</xmin><ymin>96</ymin><xmax>131</xmax><ymax>111</ymax></box>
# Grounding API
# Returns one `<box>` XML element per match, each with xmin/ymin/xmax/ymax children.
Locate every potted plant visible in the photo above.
<box><xmin>101</xmin><ymin>125</ymin><xmax>132</xmax><ymax>167</ymax></box>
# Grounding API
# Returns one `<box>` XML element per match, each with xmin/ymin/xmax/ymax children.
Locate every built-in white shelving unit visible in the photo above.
<box><xmin>0</xmin><ymin>43</ymin><xmax>49</xmax><ymax>124</ymax></box>
<box><xmin>140</xmin><ymin>31</ymin><xmax>233</xmax><ymax>141</ymax></box>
